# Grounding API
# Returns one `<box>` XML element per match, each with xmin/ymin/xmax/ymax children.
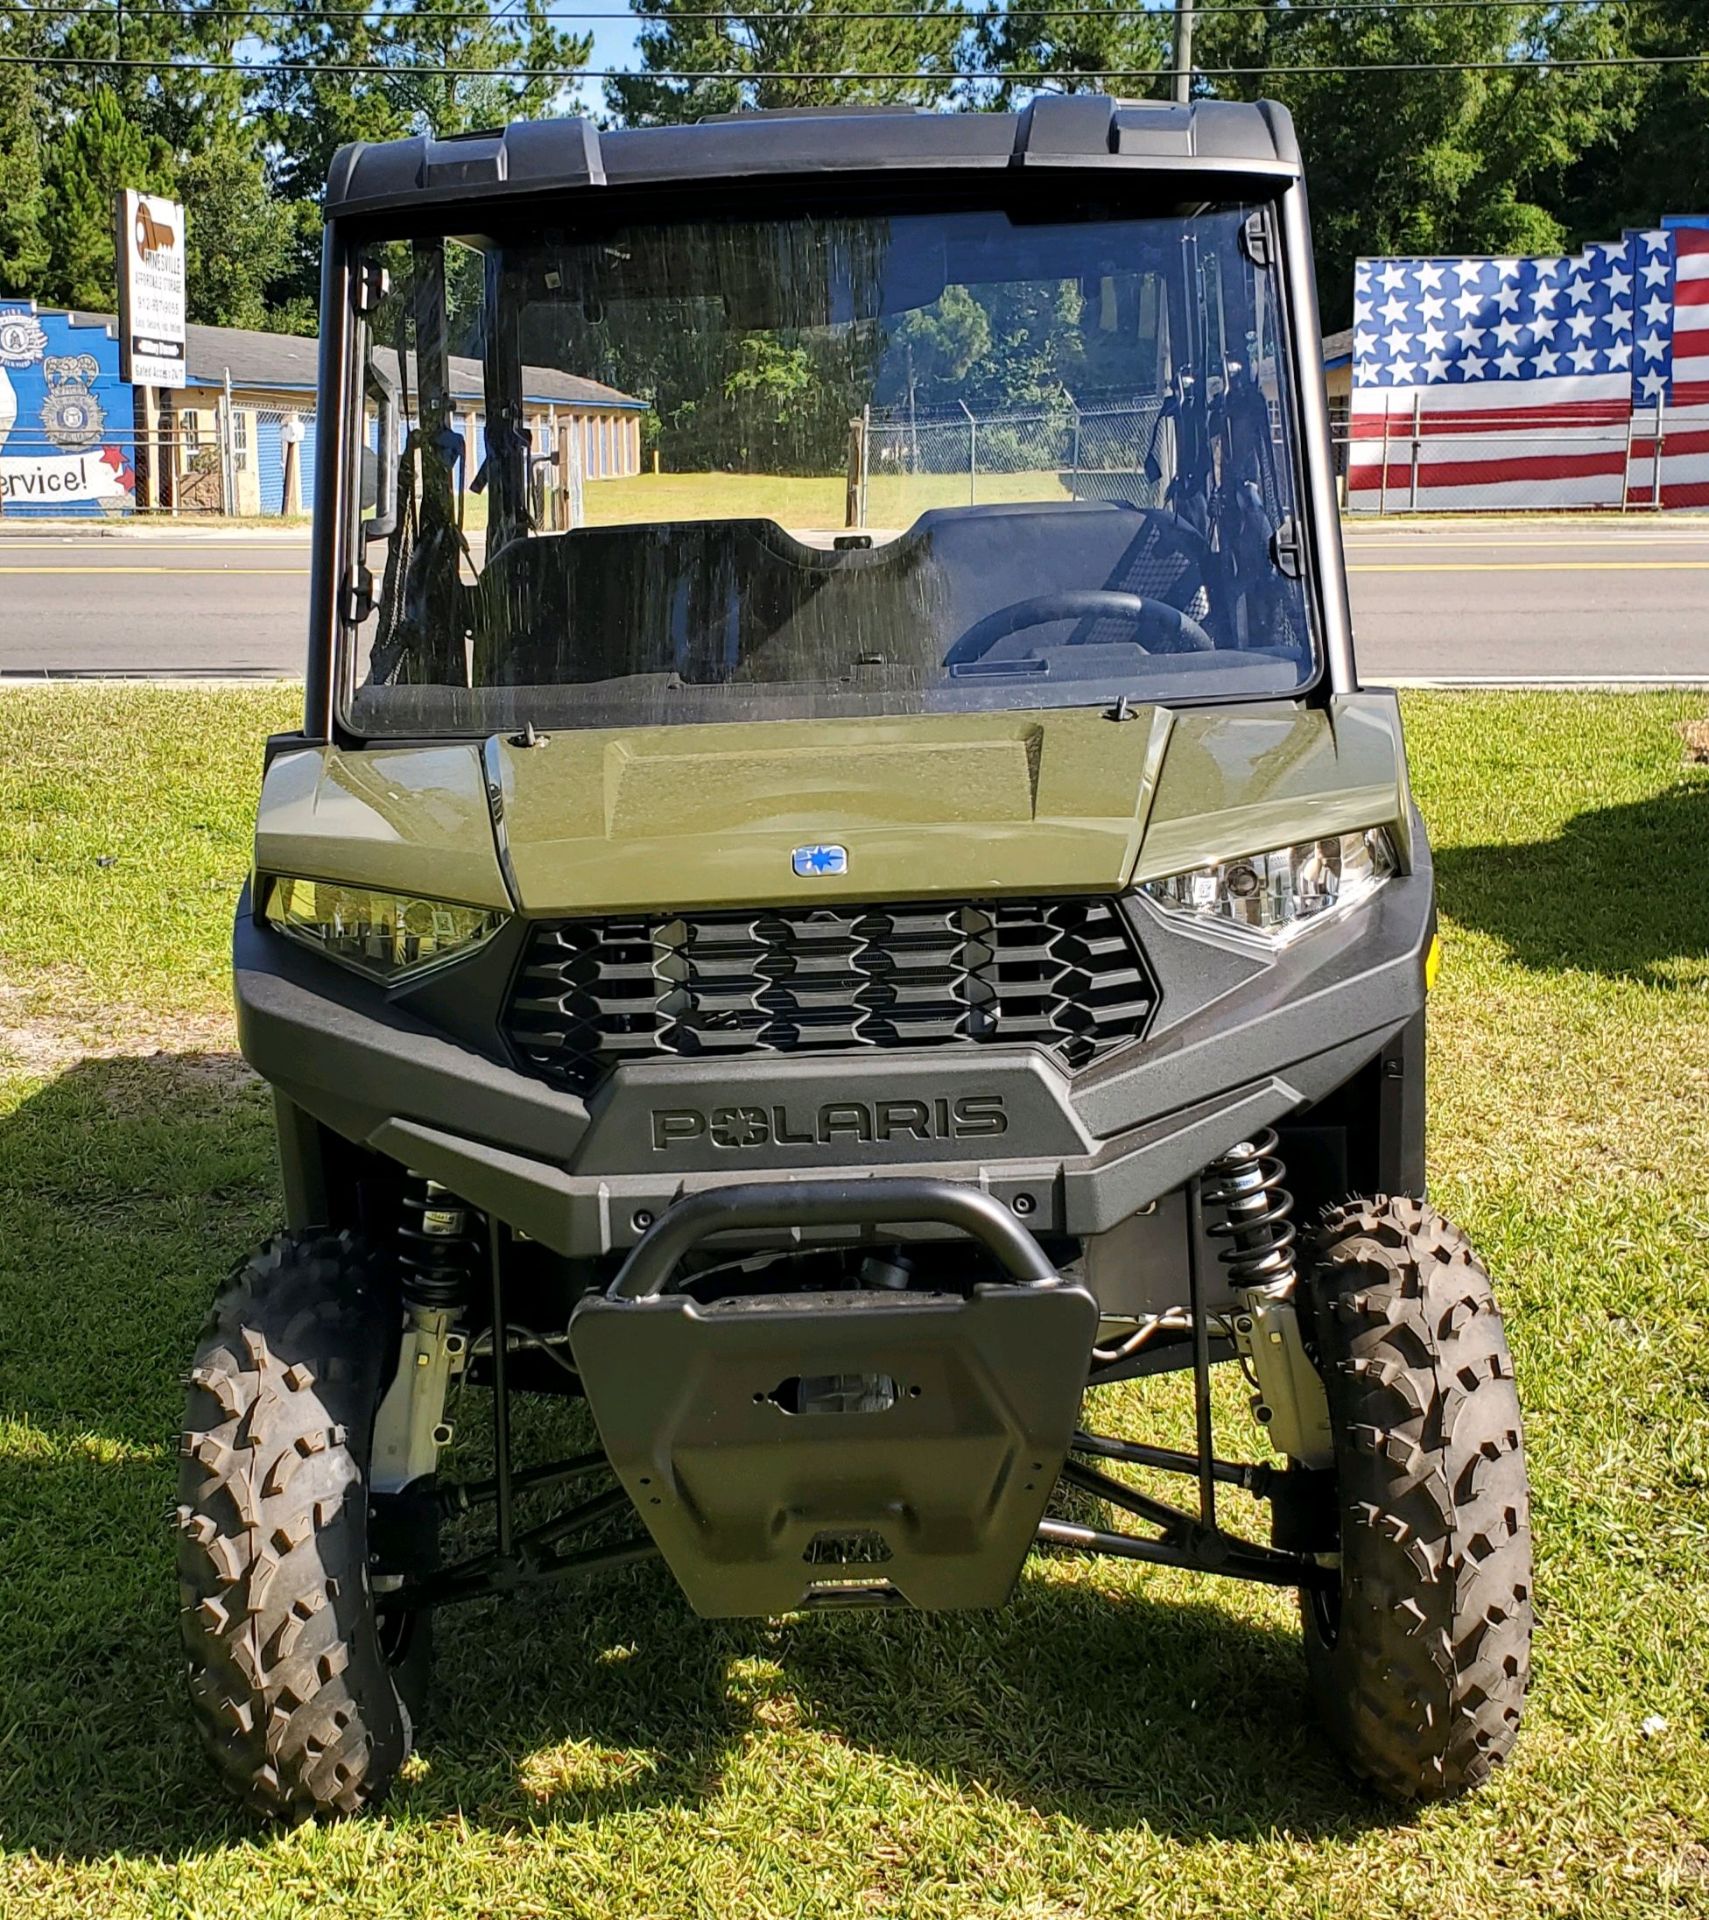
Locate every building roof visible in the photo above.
<box><xmin>45</xmin><ymin>308</ymin><xmax>643</xmax><ymax>411</ymax></box>
<box><xmin>326</xmin><ymin>100</ymin><xmax>1304</xmax><ymax>219</ymax></box>
<box><xmin>1321</xmin><ymin>326</ymin><xmax>1354</xmax><ymax>369</ymax></box>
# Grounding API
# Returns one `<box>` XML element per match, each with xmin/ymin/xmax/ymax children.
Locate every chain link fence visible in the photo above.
<box><xmin>1334</xmin><ymin>402</ymin><xmax>1705</xmax><ymax>514</ymax></box>
<box><xmin>10</xmin><ymin>390</ymin><xmax>1700</xmax><ymax>521</ymax></box>
<box><xmin>0</xmin><ymin>400</ymin><xmax>318</xmax><ymax>519</ymax></box>
<box><xmin>853</xmin><ymin>397</ymin><xmax>1707</xmax><ymax>519</ymax></box>
<box><xmin>856</xmin><ymin>399</ymin><xmax>1170</xmax><ymax>523</ymax></box>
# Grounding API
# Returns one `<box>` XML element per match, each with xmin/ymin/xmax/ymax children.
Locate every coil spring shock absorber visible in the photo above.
<box><xmin>398</xmin><ymin>1178</ymin><xmax>482</xmax><ymax>1311</ymax></box>
<box><xmin>1202</xmin><ymin>1128</ymin><xmax>1297</xmax><ymax>1297</ymax></box>
<box><xmin>1201</xmin><ymin>1130</ymin><xmax>1332</xmax><ymax>1466</ymax></box>
<box><xmin>371</xmin><ymin>1178</ymin><xmax>477</xmax><ymax>1495</ymax></box>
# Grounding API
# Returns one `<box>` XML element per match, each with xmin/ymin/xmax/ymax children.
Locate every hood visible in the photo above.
<box><xmin>486</xmin><ymin>707</ymin><xmax>1175</xmax><ymax>913</ymax></box>
<box><xmin>251</xmin><ymin>696</ymin><xmax>1410</xmax><ymax>918</ymax></box>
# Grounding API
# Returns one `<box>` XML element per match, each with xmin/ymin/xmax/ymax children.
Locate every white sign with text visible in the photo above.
<box><xmin>117</xmin><ymin>190</ymin><xmax>187</xmax><ymax>389</ymax></box>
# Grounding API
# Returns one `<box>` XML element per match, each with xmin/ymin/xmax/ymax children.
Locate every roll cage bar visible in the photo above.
<box><xmin>301</xmin><ymin>107</ymin><xmax>1356</xmax><ymax>742</ymax></box>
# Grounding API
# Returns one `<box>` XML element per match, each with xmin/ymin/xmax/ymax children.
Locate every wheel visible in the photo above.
<box><xmin>176</xmin><ymin>1230</ymin><xmax>434</xmax><ymax>1819</ymax></box>
<box><xmin>1297</xmin><ymin>1195</ymin><xmax>1532</xmax><ymax>1800</ymax></box>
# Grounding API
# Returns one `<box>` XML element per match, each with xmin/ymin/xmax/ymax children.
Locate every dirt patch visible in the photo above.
<box><xmin>0</xmin><ymin>976</ymin><xmax>253</xmax><ymax>1092</ymax></box>
<box><xmin>1679</xmin><ymin>717</ymin><xmax>1709</xmax><ymax>764</ymax></box>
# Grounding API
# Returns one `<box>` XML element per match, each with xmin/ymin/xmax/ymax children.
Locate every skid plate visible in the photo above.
<box><xmin>570</xmin><ymin>1281</ymin><xmax>1099</xmax><ymax>1615</ymax></box>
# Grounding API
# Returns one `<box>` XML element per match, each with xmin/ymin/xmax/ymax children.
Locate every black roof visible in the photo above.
<box><xmin>326</xmin><ymin>97</ymin><xmax>1302</xmax><ymax>220</ymax></box>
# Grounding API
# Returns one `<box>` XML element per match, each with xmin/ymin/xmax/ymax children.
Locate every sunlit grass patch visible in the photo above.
<box><xmin>0</xmin><ymin>687</ymin><xmax>1706</xmax><ymax>1917</ymax></box>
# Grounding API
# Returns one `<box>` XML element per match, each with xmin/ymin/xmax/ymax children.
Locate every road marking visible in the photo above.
<box><xmin>1348</xmin><ymin>560</ymin><xmax>1709</xmax><ymax>572</ymax></box>
<box><xmin>0</xmin><ymin>564</ymin><xmax>308</xmax><ymax>575</ymax></box>
<box><xmin>7</xmin><ymin>559</ymin><xmax>1703</xmax><ymax>576</ymax></box>
<box><xmin>1384</xmin><ymin>674</ymin><xmax>1709</xmax><ymax>687</ymax></box>
<box><xmin>1344</xmin><ymin>535</ymin><xmax>1709</xmax><ymax>547</ymax></box>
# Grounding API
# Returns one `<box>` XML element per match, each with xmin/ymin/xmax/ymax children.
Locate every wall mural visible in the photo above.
<box><xmin>0</xmin><ymin>304</ymin><xmax>136</xmax><ymax>514</ymax></box>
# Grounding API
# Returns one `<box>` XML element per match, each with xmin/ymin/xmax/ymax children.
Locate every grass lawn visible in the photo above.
<box><xmin>1</xmin><ymin>687</ymin><xmax>1706</xmax><ymax>1918</ymax></box>
<box><xmin>578</xmin><ymin>468</ymin><xmax>1073</xmax><ymax>531</ymax></box>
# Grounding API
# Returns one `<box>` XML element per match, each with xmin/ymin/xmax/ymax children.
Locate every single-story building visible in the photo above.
<box><xmin>0</xmin><ymin>299</ymin><xmax>645</xmax><ymax>516</ymax></box>
<box><xmin>1321</xmin><ymin>327</ymin><xmax>1353</xmax><ymax>423</ymax></box>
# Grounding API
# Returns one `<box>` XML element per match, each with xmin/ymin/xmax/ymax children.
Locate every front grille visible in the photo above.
<box><xmin>503</xmin><ymin>898</ymin><xmax>1158</xmax><ymax>1095</ymax></box>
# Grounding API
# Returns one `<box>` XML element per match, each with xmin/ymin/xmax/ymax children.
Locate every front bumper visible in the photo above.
<box><xmin>235</xmin><ymin>840</ymin><xmax>1434</xmax><ymax>1259</ymax></box>
<box><xmin>571</xmin><ymin>1177</ymin><xmax>1097</xmax><ymax>1614</ymax></box>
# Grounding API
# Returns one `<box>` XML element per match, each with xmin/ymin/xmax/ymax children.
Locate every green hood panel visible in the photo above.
<box><xmin>251</xmin><ymin>694</ymin><xmax>1409</xmax><ymax>917</ymax></box>
<box><xmin>491</xmin><ymin>709</ymin><xmax>1176</xmax><ymax>912</ymax></box>
<box><xmin>1136</xmin><ymin>695</ymin><xmax>1412</xmax><ymax>882</ymax></box>
<box><xmin>255</xmin><ymin>744</ymin><xmax>512</xmax><ymax>910</ymax></box>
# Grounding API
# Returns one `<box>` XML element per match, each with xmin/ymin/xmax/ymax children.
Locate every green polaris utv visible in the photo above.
<box><xmin>178</xmin><ymin>96</ymin><xmax>1532</xmax><ymax>1820</ymax></box>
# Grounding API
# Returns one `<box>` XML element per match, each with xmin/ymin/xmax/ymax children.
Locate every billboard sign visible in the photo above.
<box><xmin>117</xmin><ymin>189</ymin><xmax>187</xmax><ymax>388</ymax></box>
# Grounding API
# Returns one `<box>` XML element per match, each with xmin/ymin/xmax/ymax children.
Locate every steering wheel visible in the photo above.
<box><xmin>944</xmin><ymin>589</ymin><xmax>1215</xmax><ymax>667</ymax></box>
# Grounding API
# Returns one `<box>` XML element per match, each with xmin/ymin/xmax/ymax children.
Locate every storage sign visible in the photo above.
<box><xmin>116</xmin><ymin>190</ymin><xmax>187</xmax><ymax>388</ymax></box>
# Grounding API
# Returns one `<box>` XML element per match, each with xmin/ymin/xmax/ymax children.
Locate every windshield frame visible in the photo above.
<box><xmin>310</xmin><ymin>167</ymin><xmax>1349</xmax><ymax>745</ymax></box>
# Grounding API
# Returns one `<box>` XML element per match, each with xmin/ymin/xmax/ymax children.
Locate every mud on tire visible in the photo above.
<box><xmin>1301</xmin><ymin>1196</ymin><xmax>1533</xmax><ymax>1801</ymax></box>
<box><xmin>175</xmin><ymin>1231</ymin><xmax>424</xmax><ymax>1820</ymax></box>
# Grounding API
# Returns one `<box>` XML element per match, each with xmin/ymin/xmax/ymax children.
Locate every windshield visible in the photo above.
<box><xmin>341</xmin><ymin>195</ymin><xmax>1316</xmax><ymax>735</ymax></box>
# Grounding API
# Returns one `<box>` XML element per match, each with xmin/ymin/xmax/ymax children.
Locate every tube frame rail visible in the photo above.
<box><xmin>396</xmin><ymin>1181</ymin><xmax>1329</xmax><ymax>1611</ymax></box>
<box><xmin>605</xmin><ymin>1177</ymin><xmax>1060</xmax><ymax>1300</ymax></box>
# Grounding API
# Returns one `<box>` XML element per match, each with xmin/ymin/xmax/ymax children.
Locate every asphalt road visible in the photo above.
<box><xmin>2</xmin><ymin>518</ymin><xmax>1707</xmax><ymax>684</ymax></box>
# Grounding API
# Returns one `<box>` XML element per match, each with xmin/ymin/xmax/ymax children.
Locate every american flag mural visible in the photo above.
<box><xmin>1348</xmin><ymin>218</ymin><xmax>1709</xmax><ymax>511</ymax></box>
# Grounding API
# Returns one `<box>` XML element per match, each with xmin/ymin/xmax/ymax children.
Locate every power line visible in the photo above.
<box><xmin>0</xmin><ymin>0</ymin><xmax>1648</xmax><ymax>19</ymax></box>
<box><xmin>2</xmin><ymin>48</ymin><xmax>1702</xmax><ymax>72</ymax></box>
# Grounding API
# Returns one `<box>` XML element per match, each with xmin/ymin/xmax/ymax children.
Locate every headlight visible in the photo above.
<box><xmin>1139</xmin><ymin>828</ymin><xmax>1396</xmax><ymax>945</ymax></box>
<box><xmin>263</xmin><ymin>876</ymin><xmax>507</xmax><ymax>983</ymax></box>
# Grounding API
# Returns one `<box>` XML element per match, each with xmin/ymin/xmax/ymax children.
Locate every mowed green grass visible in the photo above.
<box><xmin>578</xmin><ymin>467</ymin><xmax>1072</xmax><ymax>531</ymax></box>
<box><xmin>1</xmin><ymin>687</ymin><xmax>1706</xmax><ymax>1918</ymax></box>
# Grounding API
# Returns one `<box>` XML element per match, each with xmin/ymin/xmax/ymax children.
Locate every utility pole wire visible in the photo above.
<box><xmin>3</xmin><ymin>0</ymin><xmax>1648</xmax><ymax>20</ymax></box>
<box><xmin>4</xmin><ymin>51</ymin><xmax>1703</xmax><ymax>75</ymax></box>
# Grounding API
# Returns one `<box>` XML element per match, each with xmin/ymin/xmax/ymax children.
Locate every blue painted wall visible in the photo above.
<box><xmin>0</xmin><ymin>304</ymin><xmax>136</xmax><ymax>516</ymax></box>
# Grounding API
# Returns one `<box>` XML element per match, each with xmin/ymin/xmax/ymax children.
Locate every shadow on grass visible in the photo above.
<box><xmin>1434</xmin><ymin>781</ymin><xmax>1709</xmax><ymax>984</ymax></box>
<box><xmin>0</xmin><ymin>1054</ymin><xmax>1397</xmax><ymax>1862</ymax></box>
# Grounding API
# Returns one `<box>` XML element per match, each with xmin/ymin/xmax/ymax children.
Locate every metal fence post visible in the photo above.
<box><xmin>1652</xmin><ymin>399</ymin><xmax>1667</xmax><ymax>510</ymax></box>
<box><xmin>1378</xmin><ymin>406</ymin><xmax>1391</xmax><ymax>515</ymax></box>
<box><xmin>1070</xmin><ymin>400</ymin><xmax>1083</xmax><ymax>500</ymax></box>
<box><xmin>1408</xmin><ymin>394</ymin><xmax>1421</xmax><ymax>513</ymax></box>
<box><xmin>220</xmin><ymin>368</ymin><xmax>237</xmax><ymax>516</ymax></box>
<box><xmin>1621</xmin><ymin>406</ymin><xmax>1637</xmax><ymax>512</ymax></box>
<box><xmin>959</xmin><ymin>398</ymin><xmax>976</xmax><ymax>505</ymax></box>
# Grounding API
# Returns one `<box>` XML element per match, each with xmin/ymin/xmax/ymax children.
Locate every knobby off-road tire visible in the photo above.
<box><xmin>1301</xmin><ymin>1195</ymin><xmax>1533</xmax><ymax>1800</ymax></box>
<box><xmin>176</xmin><ymin>1230</ymin><xmax>430</xmax><ymax>1820</ymax></box>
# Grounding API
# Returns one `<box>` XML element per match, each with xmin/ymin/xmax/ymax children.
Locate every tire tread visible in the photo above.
<box><xmin>176</xmin><ymin>1230</ymin><xmax>413</xmax><ymax>1821</ymax></box>
<box><xmin>1303</xmin><ymin>1195</ymin><xmax>1532</xmax><ymax>1800</ymax></box>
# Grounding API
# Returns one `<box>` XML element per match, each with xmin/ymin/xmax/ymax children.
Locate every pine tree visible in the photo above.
<box><xmin>179</xmin><ymin>138</ymin><xmax>295</xmax><ymax>330</ymax></box>
<box><xmin>977</xmin><ymin>0</ymin><xmax>1641</xmax><ymax>329</ymax></box>
<box><xmin>264</xmin><ymin>0</ymin><xmax>591</xmax><ymax>311</ymax></box>
<box><xmin>975</xmin><ymin>0</ymin><xmax>1166</xmax><ymax>104</ymax></box>
<box><xmin>0</xmin><ymin>7</ymin><xmax>50</xmax><ymax>292</ymax></box>
<box><xmin>606</xmin><ymin>0</ymin><xmax>971</xmax><ymax>125</ymax></box>
<box><xmin>40</xmin><ymin>84</ymin><xmax>176</xmax><ymax>312</ymax></box>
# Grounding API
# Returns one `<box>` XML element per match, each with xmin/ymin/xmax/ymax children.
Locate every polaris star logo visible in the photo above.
<box><xmin>792</xmin><ymin>843</ymin><xmax>848</xmax><ymax>878</ymax></box>
<box><xmin>651</xmin><ymin>1095</ymin><xmax>1008</xmax><ymax>1152</ymax></box>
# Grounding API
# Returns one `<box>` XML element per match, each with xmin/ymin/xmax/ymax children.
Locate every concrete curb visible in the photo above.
<box><xmin>0</xmin><ymin>521</ymin><xmax>309</xmax><ymax>541</ymax></box>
